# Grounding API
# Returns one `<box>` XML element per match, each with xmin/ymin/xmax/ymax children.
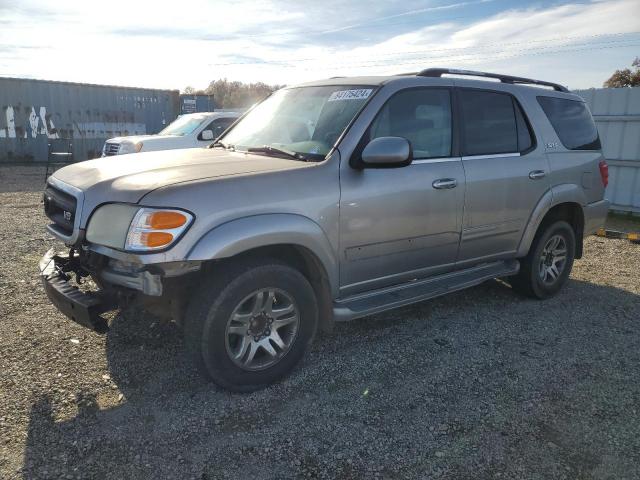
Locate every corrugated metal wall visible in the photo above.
<box><xmin>575</xmin><ymin>87</ymin><xmax>640</xmax><ymax>214</ymax></box>
<box><xmin>0</xmin><ymin>77</ymin><xmax>180</xmax><ymax>163</ymax></box>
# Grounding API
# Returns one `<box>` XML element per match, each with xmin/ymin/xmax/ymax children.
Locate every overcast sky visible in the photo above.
<box><xmin>0</xmin><ymin>0</ymin><xmax>638</xmax><ymax>91</ymax></box>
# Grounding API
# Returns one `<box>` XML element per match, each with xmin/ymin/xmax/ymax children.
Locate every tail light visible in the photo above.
<box><xmin>598</xmin><ymin>160</ymin><xmax>609</xmax><ymax>187</ymax></box>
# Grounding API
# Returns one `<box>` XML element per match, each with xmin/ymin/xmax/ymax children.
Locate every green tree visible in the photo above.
<box><xmin>182</xmin><ymin>86</ymin><xmax>205</xmax><ymax>95</ymax></box>
<box><xmin>182</xmin><ymin>79</ymin><xmax>284</xmax><ymax>108</ymax></box>
<box><xmin>603</xmin><ymin>57</ymin><xmax>640</xmax><ymax>88</ymax></box>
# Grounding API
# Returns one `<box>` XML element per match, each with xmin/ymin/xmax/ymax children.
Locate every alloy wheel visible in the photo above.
<box><xmin>538</xmin><ymin>234</ymin><xmax>567</xmax><ymax>285</ymax></box>
<box><xmin>225</xmin><ymin>288</ymin><xmax>300</xmax><ymax>371</ymax></box>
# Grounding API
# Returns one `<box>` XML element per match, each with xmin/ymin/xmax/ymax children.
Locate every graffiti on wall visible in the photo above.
<box><xmin>0</xmin><ymin>105</ymin><xmax>147</xmax><ymax>139</ymax></box>
<box><xmin>0</xmin><ymin>106</ymin><xmax>59</xmax><ymax>139</ymax></box>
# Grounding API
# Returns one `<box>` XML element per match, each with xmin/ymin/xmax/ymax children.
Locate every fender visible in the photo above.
<box><xmin>516</xmin><ymin>183</ymin><xmax>587</xmax><ymax>257</ymax></box>
<box><xmin>187</xmin><ymin>214</ymin><xmax>339</xmax><ymax>294</ymax></box>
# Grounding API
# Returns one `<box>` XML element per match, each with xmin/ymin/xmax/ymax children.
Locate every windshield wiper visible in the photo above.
<box><xmin>247</xmin><ymin>145</ymin><xmax>308</xmax><ymax>162</ymax></box>
<box><xmin>209</xmin><ymin>140</ymin><xmax>235</xmax><ymax>150</ymax></box>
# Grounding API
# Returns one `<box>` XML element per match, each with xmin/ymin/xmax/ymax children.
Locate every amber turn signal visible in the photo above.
<box><xmin>148</xmin><ymin>211</ymin><xmax>188</xmax><ymax>230</ymax></box>
<box><xmin>125</xmin><ymin>208</ymin><xmax>194</xmax><ymax>252</ymax></box>
<box><xmin>142</xmin><ymin>231</ymin><xmax>174</xmax><ymax>248</ymax></box>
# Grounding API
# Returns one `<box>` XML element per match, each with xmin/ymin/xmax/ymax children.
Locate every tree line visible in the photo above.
<box><xmin>183</xmin><ymin>79</ymin><xmax>285</xmax><ymax>109</ymax></box>
<box><xmin>604</xmin><ymin>57</ymin><xmax>639</xmax><ymax>88</ymax></box>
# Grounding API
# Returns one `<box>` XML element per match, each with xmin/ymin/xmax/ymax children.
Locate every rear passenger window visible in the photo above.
<box><xmin>369</xmin><ymin>88</ymin><xmax>452</xmax><ymax>159</ymax></box>
<box><xmin>537</xmin><ymin>96</ymin><xmax>601</xmax><ymax>150</ymax></box>
<box><xmin>459</xmin><ymin>90</ymin><xmax>519</xmax><ymax>156</ymax></box>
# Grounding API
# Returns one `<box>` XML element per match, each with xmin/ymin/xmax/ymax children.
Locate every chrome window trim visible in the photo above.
<box><xmin>412</xmin><ymin>157</ymin><xmax>460</xmax><ymax>164</ymax></box>
<box><xmin>45</xmin><ymin>176</ymin><xmax>85</xmax><ymax>245</ymax></box>
<box><xmin>461</xmin><ymin>152</ymin><xmax>520</xmax><ymax>161</ymax></box>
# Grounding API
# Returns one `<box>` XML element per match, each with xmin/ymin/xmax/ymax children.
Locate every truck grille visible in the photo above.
<box><xmin>103</xmin><ymin>143</ymin><xmax>120</xmax><ymax>156</ymax></box>
<box><xmin>43</xmin><ymin>185</ymin><xmax>77</xmax><ymax>236</ymax></box>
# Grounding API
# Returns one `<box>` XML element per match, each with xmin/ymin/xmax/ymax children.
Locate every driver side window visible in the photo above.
<box><xmin>369</xmin><ymin>88</ymin><xmax>452</xmax><ymax>159</ymax></box>
<box><xmin>205</xmin><ymin>117</ymin><xmax>235</xmax><ymax>138</ymax></box>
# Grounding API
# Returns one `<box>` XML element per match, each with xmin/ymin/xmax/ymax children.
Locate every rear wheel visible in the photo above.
<box><xmin>184</xmin><ymin>259</ymin><xmax>318</xmax><ymax>392</ymax></box>
<box><xmin>511</xmin><ymin>220</ymin><xmax>575</xmax><ymax>299</ymax></box>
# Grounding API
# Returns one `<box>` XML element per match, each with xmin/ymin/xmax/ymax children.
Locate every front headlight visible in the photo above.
<box><xmin>118</xmin><ymin>141</ymin><xmax>143</xmax><ymax>154</ymax></box>
<box><xmin>86</xmin><ymin>204</ymin><xmax>194</xmax><ymax>252</ymax></box>
<box><xmin>125</xmin><ymin>208</ymin><xmax>193</xmax><ymax>251</ymax></box>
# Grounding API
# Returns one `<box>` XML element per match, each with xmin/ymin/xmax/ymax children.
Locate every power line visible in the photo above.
<box><xmin>356</xmin><ymin>41</ymin><xmax>640</xmax><ymax>69</ymax></box>
<box><xmin>319</xmin><ymin>38</ymin><xmax>640</xmax><ymax>68</ymax></box>
<box><xmin>217</xmin><ymin>40</ymin><xmax>640</xmax><ymax>74</ymax></box>
<box><xmin>355</xmin><ymin>42</ymin><xmax>640</xmax><ymax>72</ymax></box>
<box><xmin>208</xmin><ymin>33</ymin><xmax>640</xmax><ymax>68</ymax></box>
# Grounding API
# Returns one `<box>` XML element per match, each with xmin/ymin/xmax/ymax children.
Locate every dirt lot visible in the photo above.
<box><xmin>1</xmin><ymin>165</ymin><xmax>639</xmax><ymax>480</ymax></box>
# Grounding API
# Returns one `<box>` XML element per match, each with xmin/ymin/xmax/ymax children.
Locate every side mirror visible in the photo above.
<box><xmin>200</xmin><ymin>129</ymin><xmax>214</xmax><ymax>141</ymax></box>
<box><xmin>360</xmin><ymin>136</ymin><xmax>412</xmax><ymax>168</ymax></box>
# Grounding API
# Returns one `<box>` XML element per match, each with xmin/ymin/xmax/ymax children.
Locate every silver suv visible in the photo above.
<box><xmin>40</xmin><ymin>68</ymin><xmax>610</xmax><ymax>391</ymax></box>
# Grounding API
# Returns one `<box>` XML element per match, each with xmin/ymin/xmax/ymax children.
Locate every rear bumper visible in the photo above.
<box><xmin>39</xmin><ymin>249</ymin><xmax>115</xmax><ymax>333</ymax></box>
<box><xmin>584</xmin><ymin>199</ymin><xmax>610</xmax><ymax>235</ymax></box>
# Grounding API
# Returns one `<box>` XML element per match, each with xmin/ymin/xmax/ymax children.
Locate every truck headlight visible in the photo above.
<box><xmin>125</xmin><ymin>208</ymin><xmax>193</xmax><ymax>251</ymax></box>
<box><xmin>118</xmin><ymin>141</ymin><xmax>143</xmax><ymax>154</ymax></box>
<box><xmin>86</xmin><ymin>205</ymin><xmax>193</xmax><ymax>252</ymax></box>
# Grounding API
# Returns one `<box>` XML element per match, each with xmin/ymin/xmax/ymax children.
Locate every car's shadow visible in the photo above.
<box><xmin>21</xmin><ymin>278</ymin><xmax>640</xmax><ymax>479</ymax></box>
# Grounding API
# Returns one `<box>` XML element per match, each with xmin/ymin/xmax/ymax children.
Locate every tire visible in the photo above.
<box><xmin>510</xmin><ymin>220</ymin><xmax>576</xmax><ymax>299</ymax></box>
<box><xmin>183</xmin><ymin>258</ymin><xmax>318</xmax><ymax>392</ymax></box>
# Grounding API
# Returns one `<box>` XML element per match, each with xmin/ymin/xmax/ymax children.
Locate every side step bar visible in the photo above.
<box><xmin>333</xmin><ymin>260</ymin><xmax>519</xmax><ymax>322</ymax></box>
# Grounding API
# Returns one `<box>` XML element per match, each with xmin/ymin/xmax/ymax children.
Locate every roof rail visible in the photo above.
<box><xmin>416</xmin><ymin>68</ymin><xmax>569</xmax><ymax>92</ymax></box>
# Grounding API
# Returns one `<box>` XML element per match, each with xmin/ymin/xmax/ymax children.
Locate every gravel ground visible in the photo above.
<box><xmin>1</xmin><ymin>165</ymin><xmax>639</xmax><ymax>480</ymax></box>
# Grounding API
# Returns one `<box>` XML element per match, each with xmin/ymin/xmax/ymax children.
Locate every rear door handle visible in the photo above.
<box><xmin>432</xmin><ymin>178</ymin><xmax>457</xmax><ymax>189</ymax></box>
<box><xmin>529</xmin><ymin>170</ymin><xmax>546</xmax><ymax>180</ymax></box>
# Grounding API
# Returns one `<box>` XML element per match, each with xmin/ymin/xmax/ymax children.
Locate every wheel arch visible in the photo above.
<box><xmin>518</xmin><ymin>186</ymin><xmax>586</xmax><ymax>259</ymax></box>
<box><xmin>186</xmin><ymin>214</ymin><xmax>337</xmax><ymax>332</ymax></box>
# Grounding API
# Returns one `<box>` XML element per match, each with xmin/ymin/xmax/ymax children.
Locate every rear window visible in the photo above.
<box><xmin>537</xmin><ymin>97</ymin><xmax>601</xmax><ymax>150</ymax></box>
<box><xmin>459</xmin><ymin>90</ymin><xmax>534</xmax><ymax>156</ymax></box>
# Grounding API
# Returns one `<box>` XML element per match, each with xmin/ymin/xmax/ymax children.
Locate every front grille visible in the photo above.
<box><xmin>104</xmin><ymin>143</ymin><xmax>120</xmax><ymax>156</ymax></box>
<box><xmin>43</xmin><ymin>185</ymin><xmax>77</xmax><ymax>236</ymax></box>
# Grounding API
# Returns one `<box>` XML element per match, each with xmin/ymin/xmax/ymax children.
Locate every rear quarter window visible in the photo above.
<box><xmin>537</xmin><ymin>96</ymin><xmax>601</xmax><ymax>150</ymax></box>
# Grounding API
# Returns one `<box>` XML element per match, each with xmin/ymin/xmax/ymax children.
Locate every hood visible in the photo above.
<box><xmin>107</xmin><ymin>135</ymin><xmax>156</xmax><ymax>144</ymax></box>
<box><xmin>51</xmin><ymin>148</ymin><xmax>310</xmax><ymax>225</ymax></box>
<box><xmin>107</xmin><ymin>134</ymin><xmax>184</xmax><ymax>145</ymax></box>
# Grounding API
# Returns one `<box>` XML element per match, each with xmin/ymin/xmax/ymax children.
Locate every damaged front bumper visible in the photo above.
<box><xmin>39</xmin><ymin>247</ymin><xmax>202</xmax><ymax>332</ymax></box>
<box><xmin>98</xmin><ymin>257</ymin><xmax>201</xmax><ymax>297</ymax></box>
<box><xmin>39</xmin><ymin>249</ymin><xmax>116</xmax><ymax>333</ymax></box>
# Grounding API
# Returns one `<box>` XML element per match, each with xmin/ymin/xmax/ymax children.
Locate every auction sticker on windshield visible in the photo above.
<box><xmin>328</xmin><ymin>89</ymin><xmax>373</xmax><ymax>102</ymax></box>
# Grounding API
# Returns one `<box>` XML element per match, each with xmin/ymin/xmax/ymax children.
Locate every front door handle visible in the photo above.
<box><xmin>432</xmin><ymin>178</ymin><xmax>457</xmax><ymax>189</ymax></box>
<box><xmin>529</xmin><ymin>170</ymin><xmax>546</xmax><ymax>180</ymax></box>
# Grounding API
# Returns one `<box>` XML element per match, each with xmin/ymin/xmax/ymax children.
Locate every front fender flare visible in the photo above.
<box><xmin>187</xmin><ymin>214</ymin><xmax>339</xmax><ymax>294</ymax></box>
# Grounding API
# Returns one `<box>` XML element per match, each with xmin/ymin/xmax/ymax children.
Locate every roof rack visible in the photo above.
<box><xmin>416</xmin><ymin>68</ymin><xmax>569</xmax><ymax>92</ymax></box>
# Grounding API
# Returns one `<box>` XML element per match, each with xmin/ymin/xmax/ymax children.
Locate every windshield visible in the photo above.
<box><xmin>159</xmin><ymin>115</ymin><xmax>207</xmax><ymax>136</ymax></box>
<box><xmin>221</xmin><ymin>85</ymin><xmax>376</xmax><ymax>160</ymax></box>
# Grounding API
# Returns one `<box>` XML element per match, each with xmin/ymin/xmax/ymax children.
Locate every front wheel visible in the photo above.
<box><xmin>184</xmin><ymin>259</ymin><xmax>318</xmax><ymax>392</ymax></box>
<box><xmin>510</xmin><ymin>220</ymin><xmax>576</xmax><ymax>299</ymax></box>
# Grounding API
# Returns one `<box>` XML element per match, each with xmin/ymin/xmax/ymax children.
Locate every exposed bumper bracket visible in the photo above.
<box><xmin>39</xmin><ymin>249</ymin><xmax>116</xmax><ymax>333</ymax></box>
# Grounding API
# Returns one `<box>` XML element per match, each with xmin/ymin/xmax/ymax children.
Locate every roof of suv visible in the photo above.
<box><xmin>296</xmin><ymin>68</ymin><xmax>577</xmax><ymax>98</ymax></box>
<box><xmin>179</xmin><ymin>111</ymin><xmax>242</xmax><ymax>119</ymax></box>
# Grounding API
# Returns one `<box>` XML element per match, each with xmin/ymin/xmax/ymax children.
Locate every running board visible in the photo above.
<box><xmin>333</xmin><ymin>259</ymin><xmax>519</xmax><ymax>322</ymax></box>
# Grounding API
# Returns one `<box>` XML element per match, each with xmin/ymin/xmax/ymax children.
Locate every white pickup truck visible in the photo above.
<box><xmin>101</xmin><ymin>111</ymin><xmax>241</xmax><ymax>156</ymax></box>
